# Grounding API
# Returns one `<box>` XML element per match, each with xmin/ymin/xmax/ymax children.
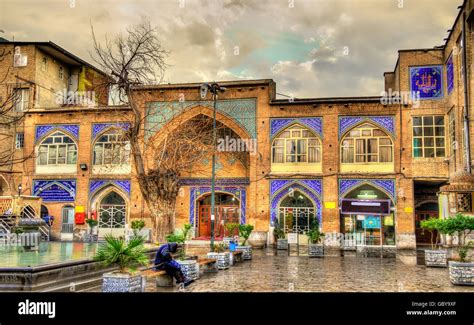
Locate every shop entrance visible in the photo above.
<box><xmin>340</xmin><ymin>185</ymin><xmax>395</xmax><ymax>247</ymax></box>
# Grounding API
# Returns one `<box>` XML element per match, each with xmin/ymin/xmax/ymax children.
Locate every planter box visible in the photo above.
<box><xmin>102</xmin><ymin>272</ymin><xmax>144</xmax><ymax>292</ymax></box>
<box><xmin>424</xmin><ymin>249</ymin><xmax>447</xmax><ymax>267</ymax></box>
<box><xmin>207</xmin><ymin>252</ymin><xmax>230</xmax><ymax>270</ymax></box>
<box><xmin>236</xmin><ymin>245</ymin><xmax>252</xmax><ymax>260</ymax></box>
<box><xmin>308</xmin><ymin>244</ymin><xmax>324</xmax><ymax>257</ymax></box>
<box><xmin>178</xmin><ymin>260</ymin><xmax>199</xmax><ymax>280</ymax></box>
<box><xmin>84</xmin><ymin>234</ymin><xmax>98</xmax><ymax>242</ymax></box>
<box><xmin>248</xmin><ymin>231</ymin><xmax>267</xmax><ymax>249</ymax></box>
<box><xmin>277</xmin><ymin>239</ymin><xmax>288</xmax><ymax>250</ymax></box>
<box><xmin>449</xmin><ymin>261</ymin><xmax>474</xmax><ymax>286</ymax></box>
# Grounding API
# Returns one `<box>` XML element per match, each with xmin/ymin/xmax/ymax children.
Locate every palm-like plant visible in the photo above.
<box><xmin>94</xmin><ymin>234</ymin><xmax>149</xmax><ymax>273</ymax></box>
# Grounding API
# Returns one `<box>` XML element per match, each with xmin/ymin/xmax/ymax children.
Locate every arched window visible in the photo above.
<box><xmin>93</xmin><ymin>130</ymin><xmax>130</xmax><ymax>166</ymax></box>
<box><xmin>341</xmin><ymin>123</ymin><xmax>393</xmax><ymax>163</ymax></box>
<box><xmin>272</xmin><ymin>125</ymin><xmax>321</xmax><ymax>163</ymax></box>
<box><xmin>38</xmin><ymin>132</ymin><xmax>77</xmax><ymax>165</ymax></box>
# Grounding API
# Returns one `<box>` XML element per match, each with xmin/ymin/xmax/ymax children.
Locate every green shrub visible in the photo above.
<box><xmin>420</xmin><ymin>218</ymin><xmax>442</xmax><ymax>250</ymax></box>
<box><xmin>94</xmin><ymin>234</ymin><xmax>148</xmax><ymax>273</ymax></box>
<box><xmin>308</xmin><ymin>219</ymin><xmax>324</xmax><ymax>244</ymax></box>
<box><xmin>225</xmin><ymin>223</ymin><xmax>239</xmax><ymax>237</ymax></box>
<box><xmin>441</xmin><ymin>213</ymin><xmax>474</xmax><ymax>262</ymax></box>
<box><xmin>273</xmin><ymin>219</ymin><xmax>285</xmax><ymax>240</ymax></box>
<box><xmin>165</xmin><ymin>224</ymin><xmax>192</xmax><ymax>259</ymax></box>
<box><xmin>238</xmin><ymin>224</ymin><xmax>254</xmax><ymax>246</ymax></box>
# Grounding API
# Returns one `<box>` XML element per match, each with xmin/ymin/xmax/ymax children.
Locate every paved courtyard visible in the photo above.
<box><xmin>146</xmin><ymin>249</ymin><xmax>474</xmax><ymax>292</ymax></box>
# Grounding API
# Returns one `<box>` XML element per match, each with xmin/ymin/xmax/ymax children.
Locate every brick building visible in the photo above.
<box><xmin>2</xmin><ymin>1</ymin><xmax>474</xmax><ymax>251</ymax></box>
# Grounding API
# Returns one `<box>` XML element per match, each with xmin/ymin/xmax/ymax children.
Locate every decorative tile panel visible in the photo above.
<box><xmin>92</xmin><ymin>123</ymin><xmax>130</xmax><ymax>140</ymax></box>
<box><xmin>270</xmin><ymin>117</ymin><xmax>322</xmax><ymax>139</ymax></box>
<box><xmin>269</xmin><ymin>179</ymin><xmax>322</xmax><ymax>225</ymax></box>
<box><xmin>146</xmin><ymin>98</ymin><xmax>257</xmax><ymax>139</ymax></box>
<box><xmin>409</xmin><ymin>65</ymin><xmax>443</xmax><ymax>100</ymax></box>
<box><xmin>35</xmin><ymin>124</ymin><xmax>79</xmax><ymax>143</ymax></box>
<box><xmin>189</xmin><ymin>186</ymin><xmax>247</xmax><ymax>225</ymax></box>
<box><xmin>33</xmin><ymin>180</ymin><xmax>76</xmax><ymax>202</ymax></box>
<box><xmin>89</xmin><ymin>179</ymin><xmax>131</xmax><ymax>198</ymax></box>
<box><xmin>446</xmin><ymin>55</ymin><xmax>454</xmax><ymax>94</ymax></box>
<box><xmin>338</xmin><ymin>178</ymin><xmax>396</xmax><ymax>203</ymax></box>
<box><xmin>339</xmin><ymin>116</ymin><xmax>395</xmax><ymax>139</ymax></box>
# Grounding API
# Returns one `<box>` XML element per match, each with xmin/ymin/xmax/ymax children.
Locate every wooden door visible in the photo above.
<box><xmin>199</xmin><ymin>205</ymin><xmax>211</xmax><ymax>237</ymax></box>
<box><xmin>415</xmin><ymin>211</ymin><xmax>438</xmax><ymax>244</ymax></box>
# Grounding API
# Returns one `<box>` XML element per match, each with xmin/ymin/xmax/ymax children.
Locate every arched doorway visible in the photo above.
<box><xmin>197</xmin><ymin>192</ymin><xmax>239</xmax><ymax>238</ymax></box>
<box><xmin>97</xmin><ymin>191</ymin><xmax>127</xmax><ymax>237</ymax></box>
<box><xmin>278</xmin><ymin>190</ymin><xmax>316</xmax><ymax>234</ymax></box>
<box><xmin>40</xmin><ymin>205</ymin><xmax>49</xmax><ymax>218</ymax></box>
<box><xmin>61</xmin><ymin>205</ymin><xmax>74</xmax><ymax>233</ymax></box>
<box><xmin>340</xmin><ymin>184</ymin><xmax>395</xmax><ymax>247</ymax></box>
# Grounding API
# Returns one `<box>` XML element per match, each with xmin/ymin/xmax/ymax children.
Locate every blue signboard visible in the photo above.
<box><xmin>363</xmin><ymin>216</ymin><xmax>381</xmax><ymax>229</ymax></box>
<box><xmin>446</xmin><ymin>55</ymin><xmax>454</xmax><ymax>94</ymax></box>
<box><xmin>33</xmin><ymin>180</ymin><xmax>76</xmax><ymax>202</ymax></box>
<box><xmin>410</xmin><ymin>65</ymin><xmax>443</xmax><ymax>99</ymax></box>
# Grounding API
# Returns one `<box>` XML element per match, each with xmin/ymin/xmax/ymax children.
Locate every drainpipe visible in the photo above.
<box><xmin>462</xmin><ymin>11</ymin><xmax>471</xmax><ymax>173</ymax></box>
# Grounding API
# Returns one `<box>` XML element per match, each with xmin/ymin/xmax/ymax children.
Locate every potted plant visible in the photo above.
<box><xmin>94</xmin><ymin>234</ymin><xmax>148</xmax><ymax>292</ymax></box>
<box><xmin>207</xmin><ymin>242</ymin><xmax>230</xmax><ymax>270</ymax></box>
<box><xmin>308</xmin><ymin>220</ymin><xmax>325</xmax><ymax>257</ymax></box>
<box><xmin>444</xmin><ymin>213</ymin><xmax>474</xmax><ymax>285</ymax></box>
<box><xmin>236</xmin><ymin>224</ymin><xmax>253</xmax><ymax>260</ymax></box>
<box><xmin>166</xmin><ymin>224</ymin><xmax>199</xmax><ymax>280</ymax></box>
<box><xmin>85</xmin><ymin>218</ymin><xmax>98</xmax><ymax>242</ymax></box>
<box><xmin>420</xmin><ymin>218</ymin><xmax>447</xmax><ymax>267</ymax></box>
<box><xmin>273</xmin><ymin>219</ymin><xmax>287</xmax><ymax>250</ymax></box>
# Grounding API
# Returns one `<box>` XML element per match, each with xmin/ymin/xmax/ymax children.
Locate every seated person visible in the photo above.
<box><xmin>154</xmin><ymin>242</ymin><xmax>193</xmax><ymax>287</ymax></box>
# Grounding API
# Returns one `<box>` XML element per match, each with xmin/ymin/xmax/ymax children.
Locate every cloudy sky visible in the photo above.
<box><xmin>0</xmin><ymin>0</ymin><xmax>461</xmax><ymax>98</ymax></box>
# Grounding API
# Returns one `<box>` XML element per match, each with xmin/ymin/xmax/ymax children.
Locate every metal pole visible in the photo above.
<box><xmin>210</xmin><ymin>86</ymin><xmax>217</xmax><ymax>251</ymax></box>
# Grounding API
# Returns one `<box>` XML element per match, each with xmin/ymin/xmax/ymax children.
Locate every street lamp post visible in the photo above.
<box><xmin>200</xmin><ymin>82</ymin><xmax>226</xmax><ymax>251</ymax></box>
<box><xmin>17</xmin><ymin>184</ymin><xmax>22</xmax><ymax>197</ymax></box>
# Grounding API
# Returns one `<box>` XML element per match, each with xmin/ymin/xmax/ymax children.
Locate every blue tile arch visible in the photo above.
<box><xmin>189</xmin><ymin>186</ymin><xmax>247</xmax><ymax>225</ymax></box>
<box><xmin>146</xmin><ymin>98</ymin><xmax>257</xmax><ymax>140</ymax></box>
<box><xmin>33</xmin><ymin>179</ymin><xmax>76</xmax><ymax>202</ymax></box>
<box><xmin>338</xmin><ymin>178</ymin><xmax>396</xmax><ymax>203</ymax></box>
<box><xmin>270</xmin><ymin>117</ymin><xmax>322</xmax><ymax>139</ymax></box>
<box><xmin>92</xmin><ymin>123</ymin><xmax>130</xmax><ymax>140</ymax></box>
<box><xmin>89</xmin><ymin>179</ymin><xmax>131</xmax><ymax>198</ymax></box>
<box><xmin>339</xmin><ymin>116</ymin><xmax>395</xmax><ymax>139</ymax></box>
<box><xmin>269</xmin><ymin>179</ymin><xmax>322</xmax><ymax>226</ymax></box>
<box><xmin>35</xmin><ymin>124</ymin><xmax>79</xmax><ymax>143</ymax></box>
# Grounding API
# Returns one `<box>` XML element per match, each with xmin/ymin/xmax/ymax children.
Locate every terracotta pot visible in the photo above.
<box><xmin>248</xmin><ymin>231</ymin><xmax>267</xmax><ymax>249</ymax></box>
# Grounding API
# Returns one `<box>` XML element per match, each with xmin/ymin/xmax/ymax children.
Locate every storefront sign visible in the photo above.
<box><xmin>341</xmin><ymin>199</ymin><xmax>391</xmax><ymax>215</ymax></box>
<box><xmin>404</xmin><ymin>207</ymin><xmax>413</xmax><ymax>213</ymax></box>
<box><xmin>287</xmin><ymin>233</ymin><xmax>298</xmax><ymax>244</ymax></box>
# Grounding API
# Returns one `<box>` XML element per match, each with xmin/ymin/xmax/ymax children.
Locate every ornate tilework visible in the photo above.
<box><xmin>89</xmin><ymin>179</ymin><xmax>131</xmax><ymax>198</ymax></box>
<box><xmin>145</xmin><ymin>98</ymin><xmax>257</xmax><ymax>139</ymax></box>
<box><xmin>269</xmin><ymin>179</ymin><xmax>322</xmax><ymax>225</ymax></box>
<box><xmin>180</xmin><ymin>178</ymin><xmax>250</xmax><ymax>186</ymax></box>
<box><xmin>270</xmin><ymin>117</ymin><xmax>322</xmax><ymax>139</ymax></box>
<box><xmin>33</xmin><ymin>180</ymin><xmax>76</xmax><ymax>202</ymax></box>
<box><xmin>189</xmin><ymin>186</ymin><xmax>247</xmax><ymax>225</ymax></box>
<box><xmin>35</xmin><ymin>124</ymin><xmax>79</xmax><ymax>143</ymax></box>
<box><xmin>339</xmin><ymin>116</ymin><xmax>395</xmax><ymax>139</ymax></box>
<box><xmin>92</xmin><ymin>123</ymin><xmax>130</xmax><ymax>139</ymax></box>
<box><xmin>410</xmin><ymin>65</ymin><xmax>443</xmax><ymax>99</ymax></box>
<box><xmin>338</xmin><ymin>178</ymin><xmax>396</xmax><ymax>203</ymax></box>
<box><xmin>447</xmin><ymin>55</ymin><xmax>454</xmax><ymax>94</ymax></box>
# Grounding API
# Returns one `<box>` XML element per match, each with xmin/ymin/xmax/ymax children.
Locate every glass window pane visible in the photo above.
<box><xmin>436</xmin><ymin>148</ymin><xmax>445</xmax><ymax>157</ymax></box>
<box><xmin>349</xmin><ymin>130</ymin><xmax>360</xmax><ymax>137</ymax></box>
<box><xmin>380</xmin><ymin>147</ymin><xmax>392</xmax><ymax>162</ymax></box>
<box><xmin>413</xmin><ymin>138</ymin><xmax>422</xmax><ymax>148</ymax></box>
<box><xmin>286</xmin><ymin>140</ymin><xmax>296</xmax><ymax>154</ymax></box>
<box><xmin>424</xmin><ymin>127</ymin><xmax>434</xmax><ymax>136</ymax></box>
<box><xmin>423</xmin><ymin>116</ymin><xmax>434</xmax><ymax>125</ymax></box>
<box><xmin>413</xmin><ymin>127</ymin><xmax>422</xmax><ymax>136</ymax></box>
<box><xmin>279</xmin><ymin>131</ymin><xmax>290</xmax><ymax>138</ymax></box>
<box><xmin>413</xmin><ymin>117</ymin><xmax>422</xmax><ymax>126</ymax></box>
<box><xmin>291</xmin><ymin>131</ymin><xmax>301</xmax><ymax>138</ymax></box>
<box><xmin>53</xmin><ymin>137</ymin><xmax>62</xmax><ymax>144</ymax></box>
<box><xmin>379</xmin><ymin>138</ymin><xmax>391</xmax><ymax>146</ymax></box>
<box><xmin>362</xmin><ymin>130</ymin><xmax>371</xmax><ymax>136</ymax></box>
<box><xmin>274</xmin><ymin>139</ymin><xmax>284</xmax><ymax>147</ymax></box>
<box><xmin>435</xmin><ymin>127</ymin><xmax>444</xmax><ymax>136</ymax></box>
<box><xmin>38</xmin><ymin>151</ymin><xmax>47</xmax><ymax>165</ymax></box>
<box><xmin>67</xmin><ymin>151</ymin><xmax>77</xmax><ymax>164</ymax></box>
<box><xmin>63</xmin><ymin>137</ymin><xmax>73</xmax><ymax>144</ymax></box>
<box><xmin>413</xmin><ymin>148</ymin><xmax>423</xmax><ymax>157</ymax></box>
<box><xmin>368</xmin><ymin>139</ymin><xmax>378</xmax><ymax>154</ymax></box>
<box><xmin>355</xmin><ymin>155</ymin><xmax>365</xmax><ymax>163</ymax></box>
<box><xmin>436</xmin><ymin>138</ymin><xmax>445</xmax><ymax>147</ymax></box>
<box><xmin>424</xmin><ymin>148</ymin><xmax>435</xmax><ymax>157</ymax></box>
<box><xmin>424</xmin><ymin>138</ymin><xmax>434</xmax><ymax>147</ymax></box>
<box><xmin>355</xmin><ymin>139</ymin><xmax>365</xmax><ymax>155</ymax></box>
<box><xmin>434</xmin><ymin>116</ymin><xmax>444</xmax><ymax>125</ymax></box>
<box><xmin>373</xmin><ymin>129</ymin><xmax>385</xmax><ymax>136</ymax></box>
<box><xmin>43</xmin><ymin>137</ymin><xmax>53</xmax><ymax>144</ymax></box>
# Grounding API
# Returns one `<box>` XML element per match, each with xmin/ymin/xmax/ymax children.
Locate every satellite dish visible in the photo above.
<box><xmin>200</xmin><ymin>83</ymin><xmax>209</xmax><ymax>99</ymax></box>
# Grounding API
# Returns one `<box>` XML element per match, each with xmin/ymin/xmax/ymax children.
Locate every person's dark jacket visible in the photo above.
<box><xmin>154</xmin><ymin>243</ymin><xmax>178</xmax><ymax>266</ymax></box>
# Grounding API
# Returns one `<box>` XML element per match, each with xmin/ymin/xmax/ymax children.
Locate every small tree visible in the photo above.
<box><xmin>238</xmin><ymin>224</ymin><xmax>254</xmax><ymax>246</ymax></box>
<box><xmin>94</xmin><ymin>234</ymin><xmax>148</xmax><ymax>273</ymax></box>
<box><xmin>165</xmin><ymin>223</ymin><xmax>192</xmax><ymax>259</ymax></box>
<box><xmin>131</xmin><ymin>219</ymin><xmax>146</xmax><ymax>237</ymax></box>
<box><xmin>273</xmin><ymin>219</ymin><xmax>285</xmax><ymax>241</ymax></box>
<box><xmin>85</xmin><ymin>218</ymin><xmax>98</xmax><ymax>235</ymax></box>
<box><xmin>225</xmin><ymin>223</ymin><xmax>239</xmax><ymax>238</ymax></box>
<box><xmin>420</xmin><ymin>218</ymin><xmax>442</xmax><ymax>250</ymax></box>
<box><xmin>308</xmin><ymin>219</ymin><xmax>324</xmax><ymax>244</ymax></box>
<box><xmin>442</xmin><ymin>213</ymin><xmax>474</xmax><ymax>262</ymax></box>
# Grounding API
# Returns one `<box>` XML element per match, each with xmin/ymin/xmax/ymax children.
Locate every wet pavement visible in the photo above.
<box><xmin>146</xmin><ymin>249</ymin><xmax>474</xmax><ymax>292</ymax></box>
